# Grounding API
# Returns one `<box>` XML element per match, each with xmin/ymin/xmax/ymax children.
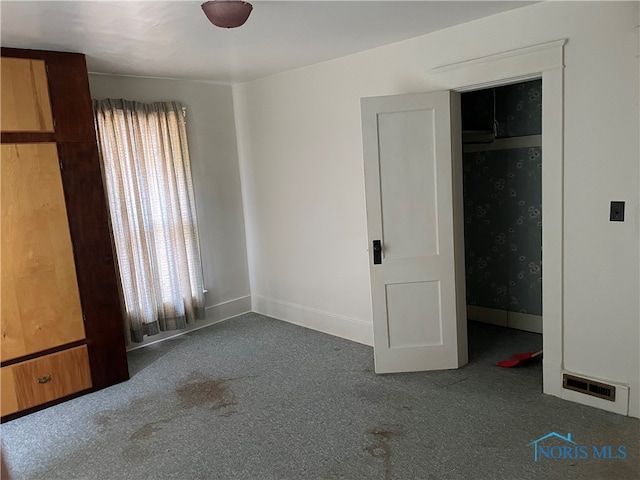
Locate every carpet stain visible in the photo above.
<box><xmin>94</xmin><ymin>371</ymin><xmax>248</xmax><ymax>462</ymax></box>
<box><xmin>94</xmin><ymin>372</ymin><xmax>247</xmax><ymax>436</ymax></box>
<box><xmin>94</xmin><ymin>414</ymin><xmax>111</xmax><ymax>429</ymax></box>
<box><xmin>130</xmin><ymin>418</ymin><xmax>174</xmax><ymax>441</ymax></box>
<box><xmin>364</xmin><ymin>426</ymin><xmax>402</xmax><ymax>480</ymax></box>
<box><xmin>175</xmin><ymin>372</ymin><xmax>237</xmax><ymax>414</ymax></box>
<box><xmin>94</xmin><ymin>398</ymin><xmax>152</xmax><ymax>430</ymax></box>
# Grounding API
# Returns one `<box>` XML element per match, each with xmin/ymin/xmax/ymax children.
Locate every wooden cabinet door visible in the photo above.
<box><xmin>1</xmin><ymin>57</ymin><xmax>54</xmax><ymax>132</ymax></box>
<box><xmin>1</xmin><ymin>143</ymin><xmax>86</xmax><ymax>361</ymax></box>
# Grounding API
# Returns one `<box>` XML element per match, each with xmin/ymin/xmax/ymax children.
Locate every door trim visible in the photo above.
<box><xmin>431</xmin><ymin>39</ymin><xmax>567</xmax><ymax>398</ymax></box>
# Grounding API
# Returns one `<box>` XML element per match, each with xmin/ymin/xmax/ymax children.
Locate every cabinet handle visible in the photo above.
<box><xmin>37</xmin><ymin>375</ymin><xmax>52</xmax><ymax>384</ymax></box>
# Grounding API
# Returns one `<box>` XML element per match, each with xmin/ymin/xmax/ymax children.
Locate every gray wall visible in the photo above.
<box><xmin>89</xmin><ymin>74</ymin><xmax>250</xmax><ymax>314</ymax></box>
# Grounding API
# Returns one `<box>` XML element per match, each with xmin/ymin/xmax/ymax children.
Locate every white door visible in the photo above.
<box><xmin>361</xmin><ymin>91</ymin><xmax>468</xmax><ymax>373</ymax></box>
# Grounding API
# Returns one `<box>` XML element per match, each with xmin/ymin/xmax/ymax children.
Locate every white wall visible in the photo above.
<box><xmin>233</xmin><ymin>1</ymin><xmax>640</xmax><ymax>416</ymax></box>
<box><xmin>89</xmin><ymin>74</ymin><xmax>251</xmax><ymax>340</ymax></box>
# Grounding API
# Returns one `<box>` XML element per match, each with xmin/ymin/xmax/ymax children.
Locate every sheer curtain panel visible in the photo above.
<box><xmin>93</xmin><ymin>99</ymin><xmax>205</xmax><ymax>343</ymax></box>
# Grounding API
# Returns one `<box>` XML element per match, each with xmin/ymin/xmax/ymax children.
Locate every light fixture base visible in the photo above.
<box><xmin>201</xmin><ymin>0</ymin><xmax>253</xmax><ymax>29</ymax></box>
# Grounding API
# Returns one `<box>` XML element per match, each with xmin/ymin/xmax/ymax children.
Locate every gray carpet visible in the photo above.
<box><xmin>1</xmin><ymin>313</ymin><xmax>638</xmax><ymax>479</ymax></box>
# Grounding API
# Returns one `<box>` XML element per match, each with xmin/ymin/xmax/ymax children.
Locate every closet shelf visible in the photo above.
<box><xmin>463</xmin><ymin>134</ymin><xmax>542</xmax><ymax>153</ymax></box>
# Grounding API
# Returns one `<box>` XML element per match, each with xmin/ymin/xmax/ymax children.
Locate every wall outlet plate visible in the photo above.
<box><xmin>610</xmin><ymin>201</ymin><xmax>625</xmax><ymax>222</ymax></box>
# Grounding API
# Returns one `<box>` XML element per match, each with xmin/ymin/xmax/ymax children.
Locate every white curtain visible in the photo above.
<box><xmin>93</xmin><ymin>99</ymin><xmax>205</xmax><ymax>343</ymax></box>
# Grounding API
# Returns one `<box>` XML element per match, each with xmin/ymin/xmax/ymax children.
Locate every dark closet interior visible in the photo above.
<box><xmin>461</xmin><ymin>79</ymin><xmax>543</xmax><ymax>334</ymax></box>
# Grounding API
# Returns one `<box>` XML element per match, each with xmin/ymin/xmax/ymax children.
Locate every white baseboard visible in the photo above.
<box><xmin>252</xmin><ymin>295</ymin><xmax>374</xmax><ymax>347</ymax></box>
<box><xmin>126</xmin><ymin>295</ymin><xmax>252</xmax><ymax>351</ymax></box>
<box><xmin>627</xmin><ymin>378</ymin><xmax>639</xmax><ymax>419</ymax></box>
<box><xmin>467</xmin><ymin>305</ymin><xmax>507</xmax><ymax>326</ymax></box>
<box><xmin>206</xmin><ymin>295</ymin><xmax>252</xmax><ymax>322</ymax></box>
<box><xmin>508</xmin><ymin>311</ymin><xmax>543</xmax><ymax>334</ymax></box>
<box><xmin>467</xmin><ymin>305</ymin><xmax>542</xmax><ymax>333</ymax></box>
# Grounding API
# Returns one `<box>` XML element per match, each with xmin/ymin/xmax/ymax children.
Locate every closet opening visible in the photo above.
<box><xmin>460</xmin><ymin>79</ymin><xmax>543</xmax><ymax>377</ymax></box>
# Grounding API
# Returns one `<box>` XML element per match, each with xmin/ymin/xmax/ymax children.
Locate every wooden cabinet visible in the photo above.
<box><xmin>1</xmin><ymin>48</ymin><xmax>129</xmax><ymax>421</ymax></box>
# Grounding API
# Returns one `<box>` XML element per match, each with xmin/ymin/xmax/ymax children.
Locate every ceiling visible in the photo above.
<box><xmin>1</xmin><ymin>1</ymin><xmax>536</xmax><ymax>84</ymax></box>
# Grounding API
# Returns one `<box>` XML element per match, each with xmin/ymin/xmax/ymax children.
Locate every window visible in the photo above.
<box><xmin>93</xmin><ymin>99</ymin><xmax>205</xmax><ymax>343</ymax></box>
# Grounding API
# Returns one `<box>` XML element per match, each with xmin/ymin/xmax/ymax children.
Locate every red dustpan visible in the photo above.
<box><xmin>496</xmin><ymin>349</ymin><xmax>543</xmax><ymax>368</ymax></box>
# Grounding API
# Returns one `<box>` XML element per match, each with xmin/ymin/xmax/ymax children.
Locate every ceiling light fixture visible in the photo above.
<box><xmin>201</xmin><ymin>0</ymin><xmax>253</xmax><ymax>29</ymax></box>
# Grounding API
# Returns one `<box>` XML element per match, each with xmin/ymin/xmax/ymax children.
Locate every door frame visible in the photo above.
<box><xmin>430</xmin><ymin>39</ymin><xmax>567</xmax><ymax>398</ymax></box>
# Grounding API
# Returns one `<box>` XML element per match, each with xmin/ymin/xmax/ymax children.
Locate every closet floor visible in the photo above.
<box><xmin>467</xmin><ymin>319</ymin><xmax>543</xmax><ymax>371</ymax></box>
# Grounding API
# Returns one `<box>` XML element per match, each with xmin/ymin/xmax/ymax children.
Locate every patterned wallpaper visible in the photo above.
<box><xmin>462</xmin><ymin>80</ymin><xmax>542</xmax><ymax>315</ymax></box>
<box><xmin>495</xmin><ymin>80</ymin><xmax>542</xmax><ymax>138</ymax></box>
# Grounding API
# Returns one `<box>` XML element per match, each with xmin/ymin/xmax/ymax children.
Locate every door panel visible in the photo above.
<box><xmin>361</xmin><ymin>91</ymin><xmax>467</xmax><ymax>374</ymax></box>
<box><xmin>378</xmin><ymin>109</ymin><xmax>439</xmax><ymax>259</ymax></box>
<box><xmin>1</xmin><ymin>143</ymin><xmax>86</xmax><ymax>361</ymax></box>
<box><xmin>386</xmin><ymin>281</ymin><xmax>442</xmax><ymax>348</ymax></box>
<box><xmin>1</xmin><ymin>57</ymin><xmax>54</xmax><ymax>132</ymax></box>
